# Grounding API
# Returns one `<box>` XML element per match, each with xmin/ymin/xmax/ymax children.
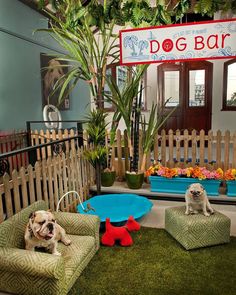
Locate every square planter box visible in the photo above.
<box><xmin>226</xmin><ymin>180</ymin><xmax>236</xmax><ymax>197</ymax></box>
<box><xmin>149</xmin><ymin>176</ymin><xmax>221</xmax><ymax>196</ymax></box>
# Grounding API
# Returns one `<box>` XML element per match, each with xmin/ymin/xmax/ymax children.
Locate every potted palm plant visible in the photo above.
<box><xmin>106</xmin><ymin>65</ymin><xmax>147</xmax><ymax>189</ymax></box>
<box><xmin>83</xmin><ymin>109</ymin><xmax>110</xmax><ymax>194</ymax></box>
<box><xmin>107</xmin><ymin>67</ymin><xmax>176</xmax><ymax>189</ymax></box>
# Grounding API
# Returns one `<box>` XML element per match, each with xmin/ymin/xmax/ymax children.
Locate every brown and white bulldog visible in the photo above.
<box><xmin>185</xmin><ymin>183</ymin><xmax>214</xmax><ymax>217</ymax></box>
<box><xmin>25</xmin><ymin>210</ymin><xmax>71</xmax><ymax>256</ymax></box>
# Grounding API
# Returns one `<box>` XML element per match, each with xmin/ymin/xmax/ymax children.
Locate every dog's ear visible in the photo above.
<box><xmin>200</xmin><ymin>184</ymin><xmax>205</xmax><ymax>190</ymax></box>
<box><xmin>29</xmin><ymin>212</ymin><xmax>35</xmax><ymax>220</ymax></box>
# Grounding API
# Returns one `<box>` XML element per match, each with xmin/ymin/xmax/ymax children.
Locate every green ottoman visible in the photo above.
<box><xmin>165</xmin><ymin>206</ymin><xmax>231</xmax><ymax>250</ymax></box>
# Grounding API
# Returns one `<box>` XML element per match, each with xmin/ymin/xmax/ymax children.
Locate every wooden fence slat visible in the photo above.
<box><xmin>64</xmin><ymin>129</ymin><xmax>70</xmax><ymax>155</ymax></box>
<box><xmin>34</xmin><ymin>130</ymin><xmax>41</xmax><ymax>161</ymax></box>
<box><xmin>46</xmin><ymin>130</ymin><xmax>52</xmax><ymax>158</ymax></box>
<box><xmin>69</xmin><ymin>151</ymin><xmax>77</xmax><ymax>196</ymax></box>
<box><xmin>72</xmin><ymin>151</ymin><xmax>80</xmax><ymax>194</ymax></box>
<box><xmin>77</xmin><ymin>149</ymin><xmax>84</xmax><ymax>203</ymax></box>
<box><xmin>175</xmin><ymin>130</ymin><xmax>181</xmax><ymax>164</ymax></box>
<box><xmin>168</xmin><ymin>129</ymin><xmax>174</xmax><ymax>168</ymax></box>
<box><xmin>47</xmin><ymin>158</ymin><xmax>54</xmax><ymax>210</ymax></box>
<box><xmin>40</xmin><ymin>130</ymin><xmax>46</xmax><ymax>160</ymax></box>
<box><xmin>199</xmin><ymin>130</ymin><xmax>205</xmax><ymax>167</ymax></box>
<box><xmin>207</xmin><ymin>130</ymin><xmax>213</xmax><ymax>169</ymax></box>
<box><xmin>183</xmin><ymin>129</ymin><xmax>189</xmax><ymax>165</ymax></box>
<box><xmin>154</xmin><ymin>133</ymin><xmax>159</xmax><ymax>161</ymax></box>
<box><xmin>3</xmin><ymin>173</ymin><xmax>13</xmax><ymax>218</ymax></box>
<box><xmin>81</xmin><ymin>152</ymin><xmax>89</xmax><ymax>197</ymax></box>
<box><xmin>224</xmin><ymin>130</ymin><xmax>230</xmax><ymax>170</ymax></box>
<box><xmin>41</xmin><ymin>159</ymin><xmax>49</xmax><ymax>207</ymax></box>
<box><xmin>216</xmin><ymin>130</ymin><xmax>222</xmax><ymax>169</ymax></box>
<box><xmin>28</xmin><ymin>165</ymin><xmax>36</xmax><ymax>204</ymax></box>
<box><xmin>70</xmin><ymin>129</ymin><xmax>76</xmax><ymax>153</ymax></box>
<box><xmin>20</xmin><ymin>167</ymin><xmax>28</xmax><ymax>208</ymax></box>
<box><xmin>57</xmin><ymin>155</ymin><xmax>65</xmax><ymax>211</ymax></box>
<box><xmin>52</xmin><ymin>157</ymin><xmax>59</xmax><ymax>209</ymax></box>
<box><xmin>191</xmin><ymin>129</ymin><xmax>197</xmax><ymax>166</ymax></box>
<box><xmin>66</xmin><ymin>156</ymin><xmax>73</xmax><ymax>206</ymax></box>
<box><xmin>62</xmin><ymin>154</ymin><xmax>69</xmax><ymax>211</ymax></box>
<box><xmin>161</xmin><ymin>130</ymin><xmax>166</xmax><ymax>166</ymax></box>
<box><xmin>35</xmin><ymin>162</ymin><xmax>42</xmax><ymax>201</ymax></box>
<box><xmin>12</xmin><ymin>170</ymin><xmax>21</xmax><ymax>213</ymax></box>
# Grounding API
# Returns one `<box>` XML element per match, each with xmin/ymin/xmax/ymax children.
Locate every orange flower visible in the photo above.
<box><xmin>146</xmin><ymin>164</ymin><xmax>223</xmax><ymax>180</ymax></box>
<box><xmin>224</xmin><ymin>169</ymin><xmax>236</xmax><ymax>181</ymax></box>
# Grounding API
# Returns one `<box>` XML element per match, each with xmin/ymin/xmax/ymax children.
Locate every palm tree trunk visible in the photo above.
<box><xmin>140</xmin><ymin>153</ymin><xmax>147</xmax><ymax>172</ymax></box>
<box><xmin>133</xmin><ymin>80</ymin><xmax>143</xmax><ymax>172</ymax></box>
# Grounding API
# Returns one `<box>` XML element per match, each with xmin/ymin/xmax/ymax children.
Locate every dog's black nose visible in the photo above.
<box><xmin>47</xmin><ymin>223</ymin><xmax>54</xmax><ymax>231</ymax></box>
<box><xmin>192</xmin><ymin>191</ymin><xmax>200</xmax><ymax>196</ymax></box>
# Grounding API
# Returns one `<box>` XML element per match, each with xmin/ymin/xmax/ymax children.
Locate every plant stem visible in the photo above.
<box><xmin>95</xmin><ymin>161</ymin><xmax>101</xmax><ymax>195</ymax></box>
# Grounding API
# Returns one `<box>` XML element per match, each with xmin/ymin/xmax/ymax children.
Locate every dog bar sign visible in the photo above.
<box><xmin>120</xmin><ymin>19</ymin><xmax>236</xmax><ymax>65</ymax></box>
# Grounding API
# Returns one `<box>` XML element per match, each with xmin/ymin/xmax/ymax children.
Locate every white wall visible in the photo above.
<box><xmin>211</xmin><ymin>59</ymin><xmax>236</xmax><ymax>132</ymax></box>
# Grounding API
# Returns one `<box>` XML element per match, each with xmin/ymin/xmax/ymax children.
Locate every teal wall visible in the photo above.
<box><xmin>0</xmin><ymin>0</ymin><xmax>90</xmax><ymax>131</ymax></box>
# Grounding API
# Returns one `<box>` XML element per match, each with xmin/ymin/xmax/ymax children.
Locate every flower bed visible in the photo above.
<box><xmin>146</xmin><ymin>164</ymin><xmax>223</xmax><ymax>196</ymax></box>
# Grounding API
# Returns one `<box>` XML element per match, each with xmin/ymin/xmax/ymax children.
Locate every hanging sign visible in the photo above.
<box><xmin>120</xmin><ymin>19</ymin><xmax>236</xmax><ymax>65</ymax></box>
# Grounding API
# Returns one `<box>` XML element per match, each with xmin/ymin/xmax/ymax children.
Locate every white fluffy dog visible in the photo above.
<box><xmin>185</xmin><ymin>183</ymin><xmax>214</xmax><ymax>217</ymax></box>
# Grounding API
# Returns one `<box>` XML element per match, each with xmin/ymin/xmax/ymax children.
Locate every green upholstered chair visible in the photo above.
<box><xmin>0</xmin><ymin>200</ymin><xmax>100</xmax><ymax>295</ymax></box>
<box><xmin>165</xmin><ymin>206</ymin><xmax>231</xmax><ymax>250</ymax></box>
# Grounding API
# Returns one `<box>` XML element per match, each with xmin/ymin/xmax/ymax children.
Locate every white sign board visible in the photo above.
<box><xmin>120</xmin><ymin>19</ymin><xmax>236</xmax><ymax>65</ymax></box>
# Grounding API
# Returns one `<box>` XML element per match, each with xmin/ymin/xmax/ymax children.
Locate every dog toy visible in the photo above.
<box><xmin>101</xmin><ymin>216</ymin><xmax>140</xmax><ymax>247</ymax></box>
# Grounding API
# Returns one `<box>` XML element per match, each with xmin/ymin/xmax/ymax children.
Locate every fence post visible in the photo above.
<box><xmin>77</xmin><ymin>122</ymin><xmax>84</xmax><ymax>147</ymax></box>
<box><xmin>26</xmin><ymin>121</ymin><xmax>37</xmax><ymax>166</ymax></box>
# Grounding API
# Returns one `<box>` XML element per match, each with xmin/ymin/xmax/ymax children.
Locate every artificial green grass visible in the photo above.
<box><xmin>69</xmin><ymin>227</ymin><xmax>236</xmax><ymax>295</ymax></box>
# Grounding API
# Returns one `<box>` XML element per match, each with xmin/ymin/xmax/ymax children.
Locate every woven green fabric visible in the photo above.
<box><xmin>0</xmin><ymin>201</ymin><xmax>100</xmax><ymax>295</ymax></box>
<box><xmin>54</xmin><ymin>212</ymin><xmax>100</xmax><ymax>251</ymax></box>
<box><xmin>165</xmin><ymin>206</ymin><xmax>231</xmax><ymax>250</ymax></box>
<box><xmin>0</xmin><ymin>247</ymin><xmax>64</xmax><ymax>279</ymax></box>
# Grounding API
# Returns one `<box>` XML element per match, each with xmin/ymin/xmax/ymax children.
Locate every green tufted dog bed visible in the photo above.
<box><xmin>165</xmin><ymin>206</ymin><xmax>231</xmax><ymax>250</ymax></box>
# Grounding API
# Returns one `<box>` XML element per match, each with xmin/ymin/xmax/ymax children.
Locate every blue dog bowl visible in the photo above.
<box><xmin>76</xmin><ymin>193</ymin><xmax>153</xmax><ymax>223</ymax></box>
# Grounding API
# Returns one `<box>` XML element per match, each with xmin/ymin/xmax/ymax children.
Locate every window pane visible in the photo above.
<box><xmin>189</xmin><ymin>70</ymin><xmax>205</xmax><ymax>107</ymax></box>
<box><xmin>116</xmin><ymin>66</ymin><xmax>128</xmax><ymax>92</ymax></box>
<box><xmin>164</xmin><ymin>71</ymin><xmax>179</xmax><ymax>107</ymax></box>
<box><xmin>104</xmin><ymin>68</ymin><xmax>113</xmax><ymax>109</ymax></box>
<box><xmin>226</xmin><ymin>62</ymin><xmax>236</xmax><ymax>106</ymax></box>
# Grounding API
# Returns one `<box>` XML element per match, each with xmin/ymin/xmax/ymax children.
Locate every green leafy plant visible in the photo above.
<box><xmin>140</xmin><ymin>99</ymin><xmax>176</xmax><ymax>172</ymax></box>
<box><xmin>228</xmin><ymin>92</ymin><xmax>236</xmax><ymax>106</ymax></box>
<box><xmin>83</xmin><ymin>109</ymin><xmax>109</xmax><ymax>194</ymax></box>
<box><xmin>106</xmin><ymin>64</ymin><xmax>148</xmax><ymax>172</ymax></box>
